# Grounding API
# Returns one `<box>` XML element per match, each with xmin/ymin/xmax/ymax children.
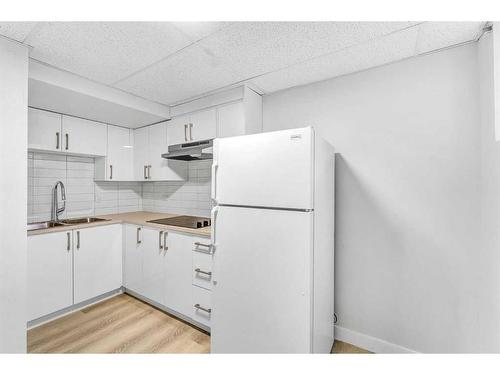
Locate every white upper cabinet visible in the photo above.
<box><xmin>107</xmin><ymin>125</ymin><xmax>134</xmax><ymax>181</ymax></box>
<box><xmin>133</xmin><ymin>126</ymin><xmax>150</xmax><ymax>180</ymax></box>
<box><xmin>168</xmin><ymin>114</ymin><xmax>191</xmax><ymax>145</ymax></box>
<box><xmin>28</xmin><ymin>108</ymin><xmax>63</xmax><ymax>152</ymax></box>
<box><xmin>189</xmin><ymin>108</ymin><xmax>217</xmax><ymax>142</ymax></box>
<box><xmin>217</xmin><ymin>102</ymin><xmax>245</xmax><ymax>138</ymax></box>
<box><xmin>167</xmin><ymin>108</ymin><xmax>217</xmax><ymax>146</ymax></box>
<box><xmin>28</xmin><ymin>108</ymin><xmax>107</xmax><ymax>156</ymax></box>
<box><xmin>133</xmin><ymin>122</ymin><xmax>187</xmax><ymax>181</ymax></box>
<box><xmin>61</xmin><ymin>115</ymin><xmax>107</xmax><ymax>156</ymax></box>
<box><xmin>168</xmin><ymin>86</ymin><xmax>263</xmax><ymax>144</ymax></box>
<box><xmin>95</xmin><ymin>125</ymin><xmax>133</xmax><ymax>181</ymax></box>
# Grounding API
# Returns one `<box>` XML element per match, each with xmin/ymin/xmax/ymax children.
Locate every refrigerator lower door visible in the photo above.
<box><xmin>212</xmin><ymin>127</ymin><xmax>314</xmax><ymax>210</ymax></box>
<box><xmin>211</xmin><ymin>205</ymin><xmax>313</xmax><ymax>353</ymax></box>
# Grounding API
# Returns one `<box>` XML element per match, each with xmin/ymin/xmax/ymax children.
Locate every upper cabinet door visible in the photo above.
<box><xmin>189</xmin><ymin>108</ymin><xmax>217</xmax><ymax>142</ymax></box>
<box><xmin>28</xmin><ymin>108</ymin><xmax>62</xmax><ymax>152</ymax></box>
<box><xmin>167</xmin><ymin>115</ymin><xmax>190</xmax><ymax>146</ymax></box>
<box><xmin>217</xmin><ymin>102</ymin><xmax>245</xmax><ymax>138</ymax></box>
<box><xmin>133</xmin><ymin>126</ymin><xmax>149</xmax><ymax>181</ymax></box>
<box><xmin>62</xmin><ymin>115</ymin><xmax>107</xmax><ymax>156</ymax></box>
<box><xmin>107</xmin><ymin>125</ymin><xmax>134</xmax><ymax>181</ymax></box>
<box><xmin>148</xmin><ymin>122</ymin><xmax>187</xmax><ymax>181</ymax></box>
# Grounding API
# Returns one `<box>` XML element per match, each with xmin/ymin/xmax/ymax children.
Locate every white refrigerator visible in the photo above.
<box><xmin>210</xmin><ymin>126</ymin><xmax>335</xmax><ymax>353</ymax></box>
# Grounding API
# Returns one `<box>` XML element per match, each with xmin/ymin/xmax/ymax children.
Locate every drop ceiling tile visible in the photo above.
<box><xmin>251</xmin><ymin>26</ymin><xmax>419</xmax><ymax>93</ymax></box>
<box><xmin>27</xmin><ymin>22</ymin><xmax>193</xmax><ymax>84</ymax></box>
<box><xmin>171</xmin><ymin>22</ymin><xmax>232</xmax><ymax>41</ymax></box>
<box><xmin>115</xmin><ymin>44</ymin><xmax>245</xmax><ymax>104</ymax></box>
<box><xmin>197</xmin><ymin>21</ymin><xmax>418</xmax><ymax>80</ymax></box>
<box><xmin>0</xmin><ymin>22</ymin><xmax>37</xmax><ymax>42</ymax></box>
<box><xmin>415</xmin><ymin>22</ymin><xmax>484</xmax><ymax>54</ymax></box>
<box><xmin>117</xmin><ymin>21</ymin><xmax>419</xmax><ymax>104</ymax></box>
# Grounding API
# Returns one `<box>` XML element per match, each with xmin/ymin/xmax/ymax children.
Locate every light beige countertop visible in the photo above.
<box><xmin>27</xmin><ymin>211</ymin><xmax>211</xmax><ymax>237</ymax></box>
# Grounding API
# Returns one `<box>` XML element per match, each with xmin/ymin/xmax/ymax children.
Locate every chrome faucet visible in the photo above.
<box><xmin>51</xmin><ymin>181</ymin><xmax>66</xmax><ymax>222</ymax></box>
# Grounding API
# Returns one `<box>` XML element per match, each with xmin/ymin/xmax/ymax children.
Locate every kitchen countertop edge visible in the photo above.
<box><xmin>27</xmin><ymin>211</ymin><xmax>211</xmax><ymax>237</ymax></box>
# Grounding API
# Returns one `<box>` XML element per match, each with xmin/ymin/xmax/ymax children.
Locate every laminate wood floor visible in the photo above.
<box><xmin>28</xmin><ymin>293</ymin><xmax>210</xmax><ymax>353</ymax></box>
<box><xmin>28</xmin><ymin>293</ymin><xmax>369</xmax><ymax>354</ymax></box>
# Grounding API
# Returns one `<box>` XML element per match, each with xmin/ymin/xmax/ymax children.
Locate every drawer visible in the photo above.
<box><xmin>192</xmin><ymin>250</ymin><xmax>213</xmax><ymax>290</ymax></box>
<box><xmin>192</xmin><ymin>285</ymin><xmax>211</xmax><ymax>326</ymax></box>
<box><xmin>192</xmin><ymin>237</ymin><xmax>212</xmax><ymax>254</ymax></box>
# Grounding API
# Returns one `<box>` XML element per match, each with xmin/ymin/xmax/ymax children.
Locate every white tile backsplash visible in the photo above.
<box><xmin>27</xmin><ymin>152</ymin><xmax>212</xmax><ymax>222</ymax></box>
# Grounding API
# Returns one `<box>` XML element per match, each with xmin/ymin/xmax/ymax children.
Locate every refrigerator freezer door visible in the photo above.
<box><xmin>211</xmin><ymin>205</ymin><xmax>313</xmax><ymax>353</ymax></box>
<box><xmin>213</xmin><ymin>127</ymin><xmax>314</xmax><ymax>210</ymax></box>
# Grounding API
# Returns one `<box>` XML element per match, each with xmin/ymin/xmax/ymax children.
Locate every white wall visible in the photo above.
<box><xmin>263</xmin><ymin>44</ymin><xmax>488</xmax><ymax>352</ymax></box>
<box><xmin>477</xmin><ymin>31</ymin><xmax>500</xmax><ymax>352</ymax></box>
<box><xmin>0</xmin><ymin>37</ymin><xmax>29</xmax><ymax>352</ymax></box>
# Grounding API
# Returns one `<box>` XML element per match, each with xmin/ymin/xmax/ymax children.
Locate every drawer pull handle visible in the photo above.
<box><xmin>194</xmin><ymin>304</ymin><xmax>211</xmax><ymax>313</ymax></box>
<box><xmin>194</xmin><ymin>242</ymin><xmax>211</xmax><ymax>248</ymax></box>
<box><xmin>195</xmin><ymin>268</ymin><xmax>212</xmax><ymax>276</ymax></box>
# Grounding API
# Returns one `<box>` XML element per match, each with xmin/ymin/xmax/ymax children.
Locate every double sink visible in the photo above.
<box><xmin>27</xmin><ymin>217</ymin><xmax>109</xmax><ymax>231</ymax></box>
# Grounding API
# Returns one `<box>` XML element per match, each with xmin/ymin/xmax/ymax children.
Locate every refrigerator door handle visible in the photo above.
<box><xmin>210</xmin><ymin>206</ymin><xmax>219</xmax><ymax>251</ymax></box>
<box><xmin>211</xmin><ymin>162</ymin><xmax>218</xmax><ymax>204</ymax></box>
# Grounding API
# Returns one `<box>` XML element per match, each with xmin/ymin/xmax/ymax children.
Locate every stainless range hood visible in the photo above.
<box><xmin>161</xmin><ymin>139</ymin><xmax>213</xmax><ymax>161</ymax></box>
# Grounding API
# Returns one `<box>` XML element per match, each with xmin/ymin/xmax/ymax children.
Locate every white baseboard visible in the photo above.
<box><xmin>27</xmin><ymin>289</ymin><xmax>123</xmax><ymax>329</ymax></box>
<box><xmin>334</xmin><ymin>326</ymin><xmax>417</xmax><ymax>354</ymax></box>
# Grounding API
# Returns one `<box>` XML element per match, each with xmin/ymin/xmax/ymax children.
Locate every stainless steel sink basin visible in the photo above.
<box><xmin>27</xmin><ymin>221</ymin><xmax>67</xmax><ymax>231</ymax></box>
<box><xmin>59</xmin><ymin>217</ymin><xmax>109</xmax><ymax>225</ymax></box>
<box><xmin>27</xmin><ymin>217</ymin><xmax>110</xmax><ymax>231</ymax></box>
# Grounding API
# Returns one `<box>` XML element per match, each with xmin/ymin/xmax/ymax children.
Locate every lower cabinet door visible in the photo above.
<box><xmin>141</xmin><ymin>227</ymin><xmax>166</xmax><ymax>305</ymax></box>
<box><xmin>28</xmin><ymin>231</ymin><xmax>73</xmax><ymax>321</ymax></box>
<box><xmin>124</xmin><ymin>224</ymin><xmax>144</xmax><ymax>294</ymax></box>
<box><xmin>164</xmin><ymin>232</ymin><xmax>192</xmax><ymax>317</ymax></box>
<box><xmin>74</xmin><ymin>225</ymin><xmax>122</xmax><ymax>304</ymax></box>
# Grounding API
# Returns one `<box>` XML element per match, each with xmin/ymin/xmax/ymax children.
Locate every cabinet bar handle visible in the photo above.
<box><xmin>195</xmin><ymin>268</ymin><xmax>212</xmax><ymax>276</ymax></box>
<box><xmin>159</xmin><ymin>231</ymin><xmax>164</xmax><ymax>249</ymax></box>
<box><xmin>148</xmin><ymin>165</ymin><xmax>151</xmax><ymax>180</ymax></box>
<box><xmin>194</xmin><ymin>304</ymin><xmax>211</xmax><ymax>313</ymax></box>
<box><xmin>109</xmin><ymin>165</ymin><xmax>113</xmax><ymax>180</ymax></box>
<box><xmin>67</xmin><ymin>232</ymin><xmax>71</xmax><ymax>251</ymax></box>
<box><xmin>76</xmin><ymin>231</ymin><xmax>80</xmax><ymax>249</ymax></box>
<box><xmin>144</xmin><ymin>165</ymin><xmax>147</xmax><ymax>179</ymax></box>
<box><xmin>65</xmin><ymin>133</ymin><xmax>69</xmax><ymax>150</ymax></box>
<box><xmin>189</xmin><ymin>123</ymin><xmax>193</xmax><ymax>141</ymax></box>
<box><xmin>137</xmin><ymin>227</ymin><xmax>141</xmax><ymax>244</ymax></box>
<box><xmin>184</xmin><ymin>124</ymin><xmax>188</xmax><ymax>142</ymax></box>
<box><xmin>56</xmin><ymin>132</ymin><xmax>60</xmax><ymax>149</ymax></box>
<box><xmin>194</xmin><ymin>241</ymin><xmax>213</xmax><ymax>254</ymax></box>
<box><xmin>164</xmin><ymin>231</ymin><xmax>168</xmax><ymax>251</ymax></box>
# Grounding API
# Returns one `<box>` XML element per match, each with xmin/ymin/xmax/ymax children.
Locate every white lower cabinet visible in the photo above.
<box><xmin>123</xmin><ymin>224</ymin><xmax>144</xmax><ymax>294</ymax></box>
<box><xmin>123</xmin><ymin>226</ymin><xmax>212</xmax><ymax>328</ymax></box>
<box><xmin>140</xmin><ymin>226</ymin><xmax>166</xmax><ymax>304</ymax></box>
<box><xmin>28</xmin><ymin>224</ymin><xmax>122</xmax><ymax>321</ymax></box>
<box><xmin>28</xmin><ymin>223</ymin><xmax>212</xmax><ymax>329</ymax></box>
<box><xmin>73</xmin><ymin>225</ymin><xmax>123</xmax><ymax>304</ymax></box>
<box><xmin>27</xmin><ymin>231</ymin><xmax>73</xmax><ymax>321</ymax></box>
<box><xmin>164</xmin><ymin>232</ymin><xmax>192</xmax><ymax>318</ymax></box>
